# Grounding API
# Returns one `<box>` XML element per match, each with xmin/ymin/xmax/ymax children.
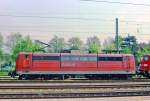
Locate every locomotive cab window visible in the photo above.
<box><xmin>143</xmin><ymin>55</ymin><xmax>148</xmax><ymax>61</ymax></box>
<box><xmin>25</xmin><ymin>54</ymin><xmax>29</xmax><ymax>59</ymax></box>
<box><xmin>24</xmin><ymin>54</ymin><xmax>30</xmax><ymax>61</ymax></box>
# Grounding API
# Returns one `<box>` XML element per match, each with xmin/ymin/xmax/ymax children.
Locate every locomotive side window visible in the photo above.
<box><xmin>112</xmin><ymin>57</ymin><xmax>122</xmax><ymax>61</ymax></box>
<box><xmin>32</xmin><ymin>56</ymin><xmax>60</xmax><ymax>61</ymax></box>
<box><xmin>43</xmin><ymin>56</ymin><xmax>60</xmax><ymax>60</ymax></box>
<box><xmin>88</xmin><ymin>56</ymin><xmax>97</xmax><ymax>61</ymax></box>
<box><xmin>70</xmin><ymin>56</ymin><xmax>79</xmax><ymax>61</ymax></box>
<box><xmin>98</xmin><ymin>57</ymin><xmax>123</xmax><ymax>61</ymax></box>
<box><xmin>32</xmin><ymin>56</ymin><xmax>43</xmax><ymax>60</ymax></box>
<box><xmin>80</xmin><ymin>56</ymin><xmax>88</xmax><ymax>61</ymax></box>
<box><xmin>80</xmin><ymin>56</ymin><xmax>97</xmax><ymax>61</ymax></box>
<box><xmin>61</xmin><ymin>55</ymin><xmax>97</xmax><ymax>61</ymax></box>
<box><xmin>61</xmin><ymin>56</ymin><xmax>79</xmax><ymax>61</ymax></box>
<box><xmin>61</xmin><ymin>56</ymin><xmax>70</xmax><ymax>61</ymax></box>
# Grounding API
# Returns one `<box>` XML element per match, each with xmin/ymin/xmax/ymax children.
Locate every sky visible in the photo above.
<box><xmin>0</xmin><ymin>0</ymin><xmax>150</xmax><ymax>43</ymax></box>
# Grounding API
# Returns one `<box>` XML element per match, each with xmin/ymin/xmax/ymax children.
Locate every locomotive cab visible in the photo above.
<box><xmin>9</xmin><ymin>52</ymin><xmax>32</xmax><ymax>77</ymax></box>
<box><xmin>16</xmin><ymin>53</ymin><xmax>32</xmax><ymax>75</ymax></box>
<box><xmin>139</xmin><ymin>55</ymin><xmax>150</xmax><ymax>77</ymax></box>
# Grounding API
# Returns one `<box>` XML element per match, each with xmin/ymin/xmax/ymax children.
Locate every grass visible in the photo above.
<box><xmin>0</xmin><ymin>71</ymin><xmax>8</xmax><ymax>76</ymax></box>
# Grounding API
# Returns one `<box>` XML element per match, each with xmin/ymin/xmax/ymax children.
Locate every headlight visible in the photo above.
<box><xmin>144</xmin><ymin>64</ymin><xmax>148</xmax><ymax>67</ymax></box>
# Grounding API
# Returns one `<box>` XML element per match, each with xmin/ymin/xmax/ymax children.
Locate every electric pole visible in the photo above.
<box><xmin>115</xmin><ymin>18</ymin><xmax>119</xmax><ymax>53</ymax></box>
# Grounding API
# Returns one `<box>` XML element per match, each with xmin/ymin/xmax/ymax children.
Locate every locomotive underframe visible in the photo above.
<box><xmin>139</xmin><ymin>70</ymin><xmax>150</xmax><ymax>78</ymax></box>
<box><xmin>17</xmin><ymin>71</ymin><xmax>134</xmax><ymax>80</ymax></box>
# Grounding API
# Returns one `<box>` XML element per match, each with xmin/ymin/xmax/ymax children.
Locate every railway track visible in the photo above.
<box><xmin>1</xmin><ymin>91</ymin><xmax>150</xmax><ymax>99</ymax></box>
<box><xmin>0</xmin><ymin>84</ymin><xmax>150</xmax><ymax>89</ymax></box>
<box><xmin>0</xmin><ymin>83</ymin><xmax>150</xmax><ymax>98</ymax></box>
<box><xmin>0</xmin><ymin>78</ymin><xmax>150</xmax><ymax>83</ymax></box>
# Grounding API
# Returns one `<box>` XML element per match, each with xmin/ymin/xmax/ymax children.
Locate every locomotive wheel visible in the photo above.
<box><xmin>18</xmin><ymin>75</ymin><xmax>23</xmax><ymax>80</ymax></box>
<box><xmin>144</xmin><ymin>71</ymin><xmax>150</xmax><ymax>78</ymax></box>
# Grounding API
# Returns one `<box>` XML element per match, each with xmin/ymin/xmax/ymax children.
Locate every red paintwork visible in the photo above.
<box><xmin>16</xmin><ymin>52</ymin><xmax>136</xmax><ymax>74</ymax></box>
<box><xmin>140</xmin><ymin>55</ymin><xmax>150</xmax><ymax>73</ymax></box>
<box><xmin>97</xmin><ymin>54</ymin><xmax>135</xmax><ymax>72</ymax></box>
<box><xmin>16</xmin><ymin>53</ymin><xmax>32</xmax><ymax>71</ymax></box>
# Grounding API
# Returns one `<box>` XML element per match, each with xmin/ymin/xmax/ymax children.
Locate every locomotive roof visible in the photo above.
<box><xmin>19</xmin><ymin>52</ymin><xmax>133</xmax><ymax>57</ymax></box>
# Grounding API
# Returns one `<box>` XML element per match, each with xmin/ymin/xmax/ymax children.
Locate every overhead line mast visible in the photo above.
<box><xmin>115</xmin><ymin>18</ymin><xmax>119</xmax><ymax>53</ymax></box>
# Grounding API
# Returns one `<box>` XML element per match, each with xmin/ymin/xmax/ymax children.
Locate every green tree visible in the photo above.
<box><xmin>121</xmin><ymin>35</ymin><xmax>139</xmax><ymax>63</ymax></box>
<box><xmin>122</xmin><ymin>47</ymin><xmax>132</xmax><ymax>54</ymax></box>
<box><xmin>0</xmin><ymin>33</ymin><xmax>3</xmax><ymax>60</ymax></box>
<box><xmin>115</xmin><ymin>36</ymin><xmax>124</xmax><ymax>50</ymax></box>
<box><xmin>11</xmin><ymin>36</ymin><xmax>41</xmax><ymax>61</ymax></box>
<box><xmin>0</xmin><ymin>50</ymin><xmax>3</xmax><ymax>61</ymax></box>
<box><xmin>137</xmin><ymin>42</ymin><xmax>150</xmax><ymax>62</ymax></box>
<box><xmin>49</xmin><ymin>35</ymin><xmax>66</xmax><ymax>53</ymax></box>
<box><xmin>68</xmin><ymin>37</ymin><xmax>83</xmax><ymax>50</ymax></box>
<box><xmin>103</xmin><ymin>37</ymin><xmax>115</xmax><ymax>50</ymax></box>
<box><xmin>0</xmin><ymin>33</ymin><xmax>3</xmax><ymax>48</ymax></box>
<box><xmin>86</xmin><ymin>36</ymin><xmax>101</xmax><ymax>53</ymax></box>
<box><xmin>6</xmin><ymin>32</ymin><xmax>22</xmax><ymax>52</ymax></box>
<box><xmin>122</xmin><ymin>35</ymin><xmax>138</xmax><ymax>54</ymax></box>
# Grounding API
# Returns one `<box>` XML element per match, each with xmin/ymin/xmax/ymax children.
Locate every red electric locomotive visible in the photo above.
<box><xmin>139</xmin><ymin>55</ymin><xmax>150</xmax><ymax>77</ymax></box>
<box><xmin>15</xmin><ymin>52</ymin><xmax>136</xmax><ymax>80</ymax></box>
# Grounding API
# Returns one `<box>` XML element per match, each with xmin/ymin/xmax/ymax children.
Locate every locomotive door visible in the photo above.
<box><xmin>23</xmin><ymin>54</ymin><xmax>32</xmax><ymax>72</ymax></box>
<box><xmin>124</xmin><ymin>56</ymin><xmax>130</xmax><ymax>71</ymax></box>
